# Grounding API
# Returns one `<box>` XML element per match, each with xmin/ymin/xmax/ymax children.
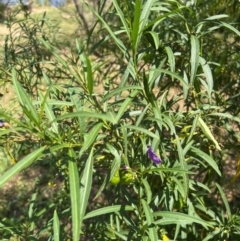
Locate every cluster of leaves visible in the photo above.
<box><xmin>0</xmin><ymin>6</ymin><xmax>71</xmax><ymax>94</ymax></box>
<box><xmin>0</xmin><ymin>0</ymin><xmax>240</xmax><ymax>240</ymax></box>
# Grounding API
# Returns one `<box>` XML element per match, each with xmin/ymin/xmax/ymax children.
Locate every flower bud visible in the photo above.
<box><xmin>110</xmin><ymin>170</ymin><xmax>120</xmax><ymax>185</ymax></box>
<box><xmin>120</xmin><ymin>170</ymin><xmax>136</xmax><ymax>185</ymax></box>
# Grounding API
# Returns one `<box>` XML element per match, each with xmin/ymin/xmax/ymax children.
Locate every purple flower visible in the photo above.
<box><xmin>147</xmin><ymin>146</ymin><xmax>162</xmax><ymax>164</ymax></box>
<box><xmin>0</xmin><ymin>120</ymin><xmax>4</xmax><ymax>128</ymax></box>
<box><xmin>122</xmin><ymin>165</ymin><xmax>130</xmax><ymax>170</ymax></box>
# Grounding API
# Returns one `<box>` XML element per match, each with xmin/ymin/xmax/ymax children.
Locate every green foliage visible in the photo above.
<box><xmin>1</xmin><ymin>7</ymin><xmax>68</xmax><ymax>94</ymax></box>
<box><xmin>0</xmin><ymin>0</ymin><xmax>240</xmax><ymax>240</ymax></box>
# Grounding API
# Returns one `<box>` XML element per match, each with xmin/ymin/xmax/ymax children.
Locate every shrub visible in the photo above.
<box><xmin>0</xmin><ymin>0</ymin><xmax>240</xmax><ymax>240</ymax></box>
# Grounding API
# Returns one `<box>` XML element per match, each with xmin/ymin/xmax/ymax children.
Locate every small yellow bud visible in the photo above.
<box><xmin>110</xmin><ymin>170</ymin><xmax>120</xmax><ymax>185</ymax></box>
<box><xmin>120</xmin><ymin>171</ymin><xmax>135</xmax><ymax>185</ymax></box>
<box><xmin>161</xmin><ymin>234</ymin><xmax>170</xmax><ymax>240</ymax></box>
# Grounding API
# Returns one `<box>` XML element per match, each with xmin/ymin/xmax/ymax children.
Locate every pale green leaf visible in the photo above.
<box><xmin>53</xmin><ymin>210</ymin><xmax>60</xmax><ymax>241</ymax></box>
<box><xmin>84</xmin><ymin>205</ymin><xmax>134</xmax><ymax>220</ymax></box>
<box><xmin>198</xmin><ymin>117</ymin><xmax>221</xmax><ymax>150</ymax></box>
<box><xmin>68</xmin><ymin>148</ymin><xmax>81</xmax><ymax>241</ymax></box>
<box><xmin>0</xmin><ymin>146</ymin><xmax>46</xmax><ymax>188</ymax></box>
<box><xmin>79</xmin><ymin>148</ymin><xmax>94</xmax><ymax>225</ymax></box>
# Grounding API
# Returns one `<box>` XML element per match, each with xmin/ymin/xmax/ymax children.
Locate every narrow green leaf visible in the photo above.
<box><xmin>124</xmin><ymin>125</ymin><xmax>159</xmax><ymax>140</ymax></box>
<box><xmin>103</xmin><ymin>86</ymin><xmax>142</xmax><ymax>102</ymax></box>
<box><xmin>143</xmin><ymin>72</ymin><xmax>156</xmax><ymax>106</ymax></box>
<box><xmin>150</xmin><ymin>167</ymin><xmax>195</xmax><ymax>174</ymax></box>
<box><xmin>191</xmin><ymin>146</ymin><xmax>221</xmax><ymax>176</ymax></box>
<box><xmin>106</xmin><ymin>143</ymin><xmax>121</xmax><ymax>162</ymax></box>
<box><xmin>87</xmin><ymin>4</ymin><xmax>128</xmax><ymax>57</ymax></box>
<box><xmin>42</xmin><ymin>71</ymin><xmax>52</xmax><ymax>85</ymax></box>
<box><xmin>12</xmin><ymin>68</ymin><xmax>39</xmax><ymax>125</ymax></box>
<box><xmin>94</xmin><ymin>174</ymin><xmax>108</xmax><ymax>200</ymax></box>
<box><xmin>84</xmin><ymin>205</ymin><xmax>134</xmax><ymax>220</ymax></box>
<box><xmin>79</xmin><ymin>50</ymin><xmax>93</xmax><ymax>95</ymax></box>
<box><xmin>199</xmin><ymin>57</ymin><xmax>213</xmax><ymax>100</ymax></box>
<box><xmin>38</xmin><ymin>88</ymin><xmax>49</xmax><ymax>124</ymax></box>
<box><xmin>202</xmin><ymin>229</ymin><xmax>221</xmax><ymax>241</ymax></box>
<box><xmin>149</xmin><ymin>57</ymin><xmax>167</xmax><ymax>85</ymax></box>
<box><xmin>121</xmin><ymin>125</ymin><xmax>129</xmax><ymax>167</ymax></box>
<box><xmin>198</xmin><ymin>117</ymin><xmax>221</xmax><ymax>150</ymax></box>
<box><xmin>141</xmin><ymin>199</ymin><xmax>158</xmax><ymax>241</ymax></box>
<box><xmin>175</xmin><ymin>136</ymin><xmax>189</xmax><ymax>201</ymax></box>
<box><xmin>34</xmin><ymin>100</ymin><xmax>73</xmax><ymax>106</ymax></box>
<box><xmin>0</xmin><ymin>146</ymin><xmax>46</xmax><ymax>188</ymax></box>
<box><xmin>70</xmin><ymin>95</ymin><xmax>86</xmax><ymax>135</ymax></box>
<box><xmin>136</xmin><ymin>104</ymin><xmax>150</xmax><ymax>126</ymax></box>
<box><xmin>154</xmin><ymin>218</ymin><xmax>186</xmax><ymax>226</ymax></box>
<box><xmin>205</xmin><ymin>14</ymin><xmax>228</xmax><ymax>20</ymax></box>
<box><xmin>106</xmin><ymin>225</ymin><xmax>127</xmax><ymax>240</ymax></box>
<box><xmin>115</xmin><ymin>89</ymin><xmax>140</xmax><ymax>122</ymax></box>
<box><xmin>139</xmin><ymin>0</ymin><xmax>155</xmax><ymax>33</ymax></box>
<box><xmin>156</xmin><ymin>91</ymin><xmax>168</xmax><ymax>114</ymax></box>
<box><xmin>171</xmin><ymin>176</ymin><xmax>185</xmax><ymax>199</ymax></box>
<box><xmin>49</xmin><ymin>143</ymin><xmax>72</xmax><ymax>153</ymax></box>
<box><xmin>40</xmin><ymin>38</ymin><xmax>68</xmax><ymax>68</ymax></box>
<box><xmin>79</xmin><ymin>123</ymin><xmax>103</xmax><ymax>158</ymax></box>
<box><xmin>165</xmin><ymin>46</ymin><xmax>175</xmax><ymax>74</ymax></box>
<box><xmin>142</xmin><ymin>7</ymin><xmax>178</xmax><ymax>32</ymax></box>
<box><xmin>150</xmin><ymin>69</ymin><xmax>188</xmax><ymax>88</ymax></box>
<box><xmin>183</xmin><ymin>140</ymin><xmax>194</xmax><ymax>156</ymax></box>
<box><xmin>126</xmin><ymin>57</ymin><xmax>136</xmax><ymax>80</ymax></box>
<box><xmin>39</xmin><ymin>92</ymin><xmax>59</xmax><ymax>134</ymax></box>
<box><xmin>142</xmin><ymin>179</ymin><xmax>152</xmax><ymax>204</ymax></box>
<box><xmin>220</xmin><ymin>21</ymin><xmax>240</xmax><ymax>36</ymax></box>
<box><xmin>215</xmin><ymin>183</ymin><xmax>231</xmax><ymax>217</ymax></box>
<box><xmin>79</xmin><ymin>148</ymin><xmax>94</xmax><ymax>226</ymax></box>
<box><xmin>186</xmin><ymin>115</ymin><xmax>199</xmax><ymax>144</ymax></box>
<box><xmin>103</xmin><ymin>78</ymin><xmax>110</xmax><ymax>112</ymax></box>
<box><xmin>112</xmin><ymin>0</ymin><xmax>130</xmax><ymax>39</ymax></box>
<box><xmin>40</xmin><ymin>38</ymin><xmax>82</xmax><ymax>83</ymax></box>
<box><xmin>108</xmin><ymin>157</ymin><xmax>121</xmax><ymax>185</ymax></box>
<box><xmin>54</xmin><ymin>111</ymin><xmax>117</xmax><ymax>124</ymax></box>
<box><xmin>86</xmin><ymin>56</ymin><xmax>93</xmax><ymax>95</ymax></box>
<box><xmin>190</xmin><ymin>35</ymin><xmax>199</xmax><ymax>85</ymax></box>
<box><xmin>145</xmin><ymin>31</ymin><xmax>160</xmax><ymax>49</ymax></box>
<box><xmin>53</xmin><ymin>210</ymin><xmax>60</xmax><ymax>241</ymax></box>
<box><xmin>193</xmin><ymin>181</ymin><xmax>211</xmax><ymax>193</ymax></box>
<box><xmin>94</xmin><ymin>154</ymin><xmax>120</xmax><ymax>199</ymax></box>
<box><xmin>208</xmin><ymin>113</ymin><xmax>240</xmax><ymax>124</ymax></box>
<box><xmin>183</xmin><ymin>70</ymin><xmax>189</xmax><ymax>99</ymax></box>
<box><xmin>28</xmin><ymin>191</ymin><xmax>37</xmax><ymax>222</ymax></box>
<box><xmin>122</xmin><ymin>110</ymin><xmax>142</xmax><ymax>118</ymax></box>
<box><xmin>116</xmin><ymin>66</ymin><xmax>131</xmax><ymax>101</ymax></box>
<box><xmin>132</xmin><ymin>0</ymin><xmax>141</xmax><ymax>51</ymax></box>
<box><xmin>68</xmin><ymin>148</ymin><xmax>81</xmax><ymax>241</ymax></box>
<box><xmin>154</xmin><ymin>211</ymin><xmax>214</xmax><ymax>227</ymax></box>
<box><xmin>174</xmin><ymin>224</ymin><xmax>181</xmax><ymax>241</ymax></box>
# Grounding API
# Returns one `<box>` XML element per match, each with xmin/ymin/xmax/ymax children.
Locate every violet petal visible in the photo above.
<box><xmin>122</xmin><ymin>165</ymin><xmax>130</xmax><ymax>170</ymax></box>
<box><xmin>147</xmin><ymin>146</ymin><xmax>161</xmax><ymax>164</ymax></box>
<box><xmin>0</xmin><ymin>120</ymin><xmax>4</xmax><ymax>128</ymax></box>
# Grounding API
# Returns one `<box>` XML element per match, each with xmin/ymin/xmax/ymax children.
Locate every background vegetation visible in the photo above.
<box><xmin>0</xmin><ymin>0</ymin><xmax>240</xmax><ymax>240</ymax></box>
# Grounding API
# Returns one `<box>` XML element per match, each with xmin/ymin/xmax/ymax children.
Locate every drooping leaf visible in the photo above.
<box><xmin>0</xmin><ymin>146</ymin><xmax>46</xmax><ymax>188</ymax></box>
